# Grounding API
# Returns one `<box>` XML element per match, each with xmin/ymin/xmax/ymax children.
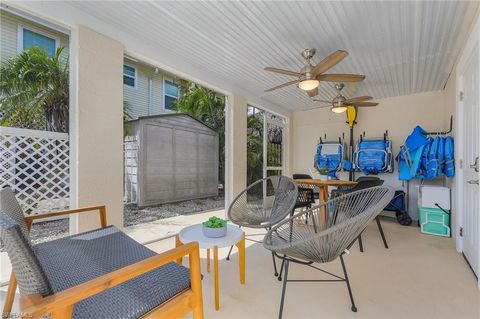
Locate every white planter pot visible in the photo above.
<box><xmin>320</xmin><ymin>175</ymin><xmax>328</xmax><ymax>181</ymax></box>
<box><xmin>203</xmin><ymin>225</ymin><xmax>227</xmax><ymax>238</ymax></box>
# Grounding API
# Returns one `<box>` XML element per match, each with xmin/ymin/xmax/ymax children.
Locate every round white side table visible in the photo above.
<box><xmin>175</xmin><ymin>224</ymin><xmax>245</xmax><ymax>310</ymax></box>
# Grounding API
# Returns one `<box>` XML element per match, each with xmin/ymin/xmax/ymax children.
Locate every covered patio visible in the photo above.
<box><xmin>3</xmin><ymin>217</ymin><xmax>479</xmax><ymax>318</ymax></box>
<box><xmin>1</xmin><ymin>1</ymin><xmax>479</xmax><ymax>319</ymax></box>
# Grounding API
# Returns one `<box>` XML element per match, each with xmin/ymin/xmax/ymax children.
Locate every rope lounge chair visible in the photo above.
<box><xmin>263</xmin><ymin>186</ymin><xmax>394</xmax><ymax>319</ymax></box>
<box><xmin>226</xmin><ymin>176</ymin><xmax>298</xmax><ymax>277</ymax></box>
<box><xmin>331</xmin><ymin>177</ymin><xmax>389</xmax><ymax>251</ymax></box>
<box><xmin>0</xmin><ymin>186</ymin><xmax>203</xmax><ymax>319</ymax></box>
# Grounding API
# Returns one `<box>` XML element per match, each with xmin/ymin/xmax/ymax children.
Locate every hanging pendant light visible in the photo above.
<box><xmin>298</xmin><ymin>79</ymin><xmax>320</xmax><ymax>91</ymax></box>
<box><xmin>331</xmin><ymin>105</ymin><xmax>348</xmax><ymax>113</ymax></box>
<box><xmin>330</xmin><ymin>94</ymin><xmax>348</xmax><ymax>113</ymax></box>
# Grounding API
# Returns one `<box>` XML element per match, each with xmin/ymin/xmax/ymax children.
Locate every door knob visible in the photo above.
<box><xmin>470</xmin><ymin>157</ymin><xmax>479</xmax><ymax>172</ymax></box>
<box><xmin>467</xmin><ymin>180</ymin><xmax>479</xmax><ymax>185</ymax></box>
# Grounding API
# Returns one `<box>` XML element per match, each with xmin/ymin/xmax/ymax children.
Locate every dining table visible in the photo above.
<box><xmin>294</xmin><ymin>179</ymin><xmax>358</xmax><ymax>227</ymax></box>
<box><xmin>294</xmin><ymin>179</ymin><xmax>358</xmax><ymax>202</ymax></box>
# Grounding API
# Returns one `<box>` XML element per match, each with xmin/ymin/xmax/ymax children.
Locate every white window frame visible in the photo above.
<box><xmin>17</xmin><ymin>24</ymin><xmax>59</xmax><ymax>55</ymax></box>
<box><xmin>247</xmin><ymin>105</ymin><xmax>287</xmax><ymax>179</ymax></box>
<box><xmin>264</xmin><ymin>115</ymin><xmax>287</xmax><ymax>178</ymax></box>
<box><xmin>123</xmin><ymin>64</ymin><xmax>137</xmax><ymax>89</ymax></box>
<box><xmin>163</xmin><ymin>79</ymin><xmax>179</xmax><ymax>111</ymax></box>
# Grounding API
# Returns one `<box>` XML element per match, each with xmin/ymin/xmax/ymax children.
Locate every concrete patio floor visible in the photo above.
<box><xmin>1</xmin><ymin>215</ymin><xmax>479</xmax><ymax>318</ymax></box>
<box><xmin>149</xmin><ymin>218</ymin><xmax>480</xmax><ymax>319</ymax></box>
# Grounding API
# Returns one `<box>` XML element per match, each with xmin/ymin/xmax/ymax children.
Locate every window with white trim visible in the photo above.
<box><xmin>164</xmin><ymin>80</ymin><xmax>179</xmax><ymax>110</ymax></box>
<box><xmin>18</xmin><ymin>26</ymin><xmax>58</xmax><ymax>57</ymax></box>
<box><xmin>123</xmin><ymin>65</ymin><xmax>136</xmax><ymax>88</ymax></box>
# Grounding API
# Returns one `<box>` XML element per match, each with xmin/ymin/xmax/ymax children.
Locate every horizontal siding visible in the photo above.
<box><xmin>0</xmin><ymin>10</ymin><xmax>69</xmax><ymax>64</ymax></box>
<box><xmin>123</xmin><ymin>60</ymin><xmax>165</xmax><ymax>119</ymax></box>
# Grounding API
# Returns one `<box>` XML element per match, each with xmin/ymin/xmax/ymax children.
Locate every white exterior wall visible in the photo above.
<box><xmin>292</xmin><ymin>90</ymin><xmax>450</xmax><ymax>220</ymax></box>
<box><xmin>225</xmin><ymin>94</ymin><xmax>247</xmax><ymax>213</ymax></box>
<box><xmin>69</xmin><ymin>26</ymin><xmax>124</xmax><ymax>232</ymax></box>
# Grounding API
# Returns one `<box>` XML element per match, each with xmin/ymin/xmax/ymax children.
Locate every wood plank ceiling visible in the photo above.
<box><xmin>68</xmin><ymin>1</ymin><xmax>479</xmax><ymax>111</ymax></box>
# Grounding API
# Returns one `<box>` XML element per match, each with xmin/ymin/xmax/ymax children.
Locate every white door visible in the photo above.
<box><xmin>460</xmin><ymin>43</ymin><xmax>480</xmax><ymax>279</ymax></box>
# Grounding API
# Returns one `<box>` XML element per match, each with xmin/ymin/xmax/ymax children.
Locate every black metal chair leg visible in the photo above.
<box><xmin>226</xmin><ymin>225</ymin><xmax>242</xmax><ymax>260</ymax></box>
<box><xmin>357</xmin><ymin>233</ymin><xmax>364</xmax><ymax>252</ymax></box>
<box><xmin>340</xmin><ymin>254</ymin><xmax>357</xmax><ymax>312</ymax></box>
<box><xmin>277</xmin><ymin>257</ymin><xmax>286</xmax><ymax>281</ymax></box>
<box><xmin>226</xmin><ymin>245</ymin><xmax>234</xmax><ymax>261</ymax></box>
<box><xmin>272</xmin><ymin>252</ymin><xmax>279</xmax><ymax>276</ymax></box>
<box><xmin>278</xmin><ymin>260</ymin><xmax>290</xmax><ymax>319</ymax></box>
<box><xmin>376</xmin><ymin>216</ymin><xmax>389</xmax><ymax>249</ymax></box>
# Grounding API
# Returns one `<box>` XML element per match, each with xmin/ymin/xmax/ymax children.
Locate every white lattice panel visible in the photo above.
<box><xmin>0</xmin><ymin>126</ymin><xmax>69</xmax><ymax>213</ymax></box>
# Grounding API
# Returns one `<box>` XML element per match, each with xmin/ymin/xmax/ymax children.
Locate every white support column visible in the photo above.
<box><xmin>225</xmin><ymin>94</ymin><xmax>247</xmax><ymax>214</ymax></box>
<box><xmin>69</xmin><ymin>26</ymin><xmax>124</xmax><ymax>233</ymax></box>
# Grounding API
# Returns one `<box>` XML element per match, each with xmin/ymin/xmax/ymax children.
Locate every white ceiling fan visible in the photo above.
<box><xmin>264</xmin><ymin>49</ymin><xmax>365</xmax><ymax>97</ymax></box>
<box><xmin>314</xmin><ymin>83</ymin><xmax>378</xmax><ymax>113</ymax></box>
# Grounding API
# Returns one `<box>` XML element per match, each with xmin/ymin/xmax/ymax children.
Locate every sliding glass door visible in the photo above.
<box><xmin>247</xmin><ymin>105</ymin><xmax>286</xmax><ymax>186</ymax></box>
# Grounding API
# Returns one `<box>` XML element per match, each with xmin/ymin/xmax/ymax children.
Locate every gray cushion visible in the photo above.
<box><xmin>0</xmin><ymin>187</ymin><xmax>29</xmax><ymax>239</ymax></box>
<box><xmin>35</xmin><ymin>226</ymin><xmax>191</xmax><ymax>319</ymax></box>
<box><xmin>0</xmin><ymin>213</ymin><xmax>53</xmax><ymax>296</ymax></box>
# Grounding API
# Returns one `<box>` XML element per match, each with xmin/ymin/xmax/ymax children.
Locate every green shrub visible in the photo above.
<box><xmin>316</xmin><ymin>167</ymin><xmax>329</xmax><ymax>175</ymax></box>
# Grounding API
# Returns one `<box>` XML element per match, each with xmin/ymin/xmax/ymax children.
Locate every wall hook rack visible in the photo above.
<box><xmin>426</xmin><ymin>115</ymin><xmax>453</xmax><ymax>135</ymax></box>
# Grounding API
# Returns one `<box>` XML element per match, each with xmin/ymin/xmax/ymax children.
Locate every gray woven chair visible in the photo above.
<box><xmin>263</xmin><ymin>186</ymin><xmax>394</xmax><ymax>319</ymax></box>
<box><xmin>332</xmin><ymin>178</ymin><xmax>388</xmax><ymax>252</ymax></box>
<box><xmin>226</xmin><ymin>176</ymin><xmax>298</xmax><ymax>276</ymax></box>
<box><xmin>0</xmin><ymin>186</ymin><xmax>203</xmax><ymax>319</ymax></box>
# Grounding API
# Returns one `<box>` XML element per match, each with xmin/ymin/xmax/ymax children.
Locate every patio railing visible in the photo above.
<box><xmin>0</xmin><ymin>126</ymin><xmax>70</xmax><ymax>213</ymax></box>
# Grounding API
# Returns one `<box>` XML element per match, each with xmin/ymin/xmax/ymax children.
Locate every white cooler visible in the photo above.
<box><xmin>418</xmin><ymin>186</ymin><xmax>450</xmax><ymax>209</ymax></box>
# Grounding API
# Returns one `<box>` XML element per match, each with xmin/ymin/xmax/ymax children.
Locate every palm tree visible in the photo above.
<box><xmin>0</xmin><ymin>47</ymin><xmax>69</xmax><ymax>132</ymax></box>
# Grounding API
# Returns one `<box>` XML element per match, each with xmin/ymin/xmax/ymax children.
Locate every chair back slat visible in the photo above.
<box><xmin>264</xmin><ymin>186</ymin><xmax>395</xmax><ymax>263</ymax></box>
<box><xmin>0</xmin><ymin>186</ymin><xmax>30</xmax><ymax>239</ymax></box>
<box><xmin>0</xmin><ymin>213</ymin><xmax>53</xmax><ymax>296</ymax></box>
<box><xmin>228</xmin><ymin>176</ymin><xmax>298</xmax><ymax>228</ymax></box>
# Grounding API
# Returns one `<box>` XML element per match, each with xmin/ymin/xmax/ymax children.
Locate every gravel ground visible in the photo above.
<box><xmin>124</xmin><ymin>195</ymin><xmax>225</xmax><ymax>227</ymax></box>
<box><xmin>25</xmin><ymin>195</ymin><xmax>225</xmax><ymax>245</ymax></box>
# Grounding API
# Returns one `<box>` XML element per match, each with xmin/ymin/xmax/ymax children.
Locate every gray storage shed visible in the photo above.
<box><xmin>124</xmin><ymin>113</ymin><xmax>219</xmax><ymax>207</ymax></box>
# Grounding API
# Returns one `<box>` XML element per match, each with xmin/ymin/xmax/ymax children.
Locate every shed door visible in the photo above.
<box><xmin>143</xmin><ymin>124</ymin><xmax>175</xmax><ymax>203</ymax></box>
<box><xmin>142</xmin><ymin>121</ymin><xmax>218</xmax><ymax>206</ymax></box>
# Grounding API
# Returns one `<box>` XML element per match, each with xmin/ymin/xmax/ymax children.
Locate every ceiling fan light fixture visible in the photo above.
<box><xmin>298</xmin><ymin>79</ymin><xmax>319</xmax><ymax>91</ymax></box>
<box><xmin>331</xmin><ymin>105</ymin><xmax>348</xmax><ymax>113</ymax></box>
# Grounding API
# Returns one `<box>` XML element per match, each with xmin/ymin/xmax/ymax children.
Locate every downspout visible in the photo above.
<box><xmin>147</xmin><ymin>76</ymin><xmax>153</xmax><ymax>115</ymax></box>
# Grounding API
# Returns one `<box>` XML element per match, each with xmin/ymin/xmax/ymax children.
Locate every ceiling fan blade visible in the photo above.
<box><xmin>264</xmin><ymin>80</ymin><xmax>299</xmax><ymax>92</ymax></box>
<box><xmin>264</xmin><ymin>67</ymin><xmax>301</xmax><ymax>77</ymax></box>
<box><xmin>345</xmin><ymin>96</ymin><xmax>373</xmax><ymax>104</ymax></box>
<box><xmin>312</xmin><ymin>50</ymin><xmax>349</xmax><ymax>76</ymax></box>
<box><xmin>300</xmin><ymin>105</ymin><xmax>332</xmax><ymax>112</ymax></box>
<box><xmin>317</xmin><ymin>73</ymin><xmax>365</xmax><ymax>82</ymax></box>
<box><xmin>355</xmin><ymin>102</ymin><xmax>378</xmax><ymax>107</ymax></box>
<box><xmin>313</xmin><ymin>99</ymin><xmax>332</xmax><ymax>104</ymax></box>
<box><xmin>306</xmin><ymin>87</ymin><xmax>318</xmax><ymax>97</ymax></box>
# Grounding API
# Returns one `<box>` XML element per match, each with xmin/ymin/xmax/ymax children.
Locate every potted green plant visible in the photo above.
<box><xmin>202</xmin><ymin>216</ymin><xmax>227</xmax><ymax>238</ymax></box>
<box><xmin>316</xmin><ymin>167</ymin><xmax>329</xmax><ymax>181</ymax></box>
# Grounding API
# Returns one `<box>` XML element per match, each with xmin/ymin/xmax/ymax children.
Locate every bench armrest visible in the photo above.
<box><xmin>20</xmin><ymin>242</ymin><xmax>202</xmax><ymax>318</ymax></box>
<box><xmin>24</xmin><ymin>205</ymin><xmax>107</xmax><ymax>230</ymax></box>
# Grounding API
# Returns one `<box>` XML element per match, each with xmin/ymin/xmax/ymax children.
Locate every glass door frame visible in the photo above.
<box><xmin>263</xmin><ymin>113</ymin><xmax>287</xmax><ymax>179</ymax></box>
